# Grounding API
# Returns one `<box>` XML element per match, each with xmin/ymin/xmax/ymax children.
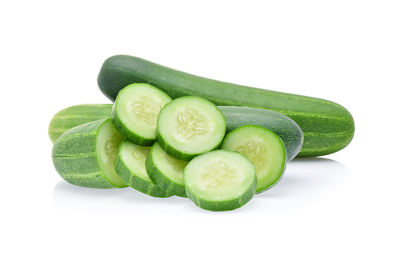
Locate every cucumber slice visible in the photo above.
<box><xmin>157</xmin><ymin>96</ymin><xmax>226</xmax><ymax>160</ymax></box>
<box><xmin>112</xmin><ymin>83</ymin><xmax>171</xmax><ymax>145</ymax></box>
<box><xmin>115</xmin><ymin>141</ymin><xmax>173</xmax><ymax>198</ymax></box>
<box><xmin>52</xmin><ymin>119</ymin><xmax>127</xmax><ymax>188</ymax></box>
<box><xmin>145</xmin><ymin>142</ymin><xmax>188</xmax><ymax>197</ymax></box>
<box><xmin>221</xmin><ymin>125</ymin><xmax>286</xmax><ymax>193</ymax></box>
<box><xmin>184</xmin><ymin>150</ymin><xmax>257</xmax><ymax>211</ymax></box>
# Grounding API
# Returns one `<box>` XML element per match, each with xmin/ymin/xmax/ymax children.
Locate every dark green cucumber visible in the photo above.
<box><xmin>98</xmin><ymin>55</ymin><xmax>355</xmax><ymax>157</ymax></box>
<box><xmin>48</xmin><ymin>104</ymin><xmax>113</xmax><ymax>143</ymax></box>
<box><xmin>48</xmin><ymin>104</ymin><xmax>303</xmax><ymax>160</ymax></box>
<box><xmin>52</xmin><ymin>118</ymin><xmax>127</xmax><ymax>188</ymax></box>
<box><xmin>145</xmin><ymin>142</ymin><xmax>188</xmax><ymax>197</ymax></box>
<box><xmin>184</xmin><ymin>150</ymin><xmax>257</xmax><ymax>211</ymax></box>
<box><xmin>115</xmin><ymin>141</ymin><xmax>172</xmax><ymax>198</ymax></box>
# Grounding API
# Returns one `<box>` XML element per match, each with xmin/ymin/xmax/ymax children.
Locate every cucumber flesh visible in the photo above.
<box><xmin>145</xmin><ymin>142</ymin><xmax>188</xmax><ymax>197</ymax></box>
<box><xmin>113</xmin><ymin>83</ymin><xmax>171</xmax><ymax>145</ymax></box>
<box><xmin>184</xmin><ymin>150</ymin><xmax>257</xmax><ymax>211</ymax></box>
<box><xmin>52</xmin><ymin>119</ymin><xmax>127</xmax><ymax>188</ymax></box>
<box><xmin>157</xmin><ymin>96</ymin><xmax>226</xmax><ymax>161</ymax></box>
<box><xmin>96</xmin><ymin>120</ymin><xmax>126</xmax><ymax>187</ymax></box>
<box><xmin>222</xmin><ymin>125</ymin><xmax>286</xmax><ymax>193</ymax></box>
<box><xmin>115</xmin><ymin>141</ymin><xmax>172</xmax><ymax>197</ymax></box>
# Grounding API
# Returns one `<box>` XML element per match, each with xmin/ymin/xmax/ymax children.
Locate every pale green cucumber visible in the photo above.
<box><xmin>49</xmin><ymin>104</ymin><xmax>303</xmax><ymax>160</ymax></box>
<box><xmin>157</xmin><ymin>96</ymin><xmax>226</xmax><ymax>161</ymax></box>
<box><xmin>222</xmin><ymin>125</ymin><xmax>286</xmax><ymax>193</ymax></box>
<box><xmin>112</xmin><ymin>83</ymin><xmax>171</xmax><ymax>145</ymax></box>
<box><xmin>184</xmin><ymin>150</ymin><xmax>257</xmax><ymax>211</ymax></box>
<box><xmin>52</xmin><ymin>118</ymin><xmax>127</xmax><ymax>188</ymax></box>
<box><xmin>115</xmin><ymin>141</ymin><xmax>173</xmax><ymax>197</ymax></box>
<box><xmin>145</xmin><ymin>142</ymin><xmax>188</xmax><ymax>197</ymax></box>
<box><xmin>48</xmin><ymin>104</ymin><xmax>113</xmax><ymax>143</ymax></box>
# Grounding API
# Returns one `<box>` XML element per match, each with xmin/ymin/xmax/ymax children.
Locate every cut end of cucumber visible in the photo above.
<box><xmin>184</xmin><ymin>150</ymin><xmax>256</xmax><ymax>211</ymax></box>
<box><xmin>96</xmin><ymin>119</ymin><xmax>127</xmax><ymax>187</ymax></box>
<box><xmin>157</xmin><ymin>96</ymin><xmax>226</xmax><ymax>160</ymax></box>
<box><xmin>222</xmin><ymin>125</ymin><xmax>286</xmax><ymax>193</ymax></box>
<box><xmin>118</xmin><ymin>141</ymin><xmax>151</xmax><ymax>180</ymax></box>
<box><xmin>113</xmin><ymin>83</ymin><xmax>171</xmax><ymax>144</ymax></box>
<box><xmin>116</xmin><ymin>141</ymin><xmax>172</xmax><ymax>198</ymax></box>
<box><xmin>151</xmin><ymin>143</ymin><xmax>187</xmax><ymax>184</ymax></box>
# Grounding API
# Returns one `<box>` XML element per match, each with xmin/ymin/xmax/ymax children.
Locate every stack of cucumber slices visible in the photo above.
<box><xmin>50</xmin><ymin>83</ymin><xmax>303</xmax><ymax>211</ymax></box>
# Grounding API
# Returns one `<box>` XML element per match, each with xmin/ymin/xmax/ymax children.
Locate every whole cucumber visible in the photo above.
<box><xmin>97</xmin><ymin>55</ymin><xmax>354</xmax><ymax>157</ymax></box>
<box><xmin>48</xmin><ymin>104</ymin><xmax>303</xmax><ymax>160</ymax></box>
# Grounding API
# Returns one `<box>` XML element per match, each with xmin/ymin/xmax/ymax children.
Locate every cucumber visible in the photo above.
<box><xmin>115</xmin><ymin>141</ymin><xmax>172</xmax><ymax>197</ymax></box>
<box><xmin>49</xmin><ymin>104</ymin><xmax>303</xmax><ymax>160</ymax></box>
<box><xmin>219</xmin><ymin>106</ymin><xmax>302</xmax><ymax>161</ymax></box>
<box><xmin>98</xmin><ymin>55</ymin><xmax>355</xmax><ymax>157</ymax></box>
<box><xmin>48</xmin><ymin>104</ymin><xmax>113</xmax><ymax>143</ymax></box>
<box><xmin>52</xmin><ymin>118</ymin><xmax>127</xmax><ymax>188</ymax></box>
<box><xmin>145</xmin><ymin>142</ymin><xmax>188</xmax><ymax>197</ymax></box>
<box><xmin>157</xmin><ymin>96</ymin><xmax>226</xmax><ymax>161</ymax></box>
<box><xmin>222</xmin><ymin>125</ymin><xmax>286</xmax><ymax>193</ymax></box>
<box><xmin>184</xmin><ymin>150</ymin><xmax>257</xmax><ymax>211</ymax></box>
<box><xmin>112</xmin><ymin>83</ymin><xmax>171</xmax><ymax>145</ymax></box>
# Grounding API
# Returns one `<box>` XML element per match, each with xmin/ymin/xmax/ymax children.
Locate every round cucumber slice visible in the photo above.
<box><xmin>156</xmin><ymin>96</ymin><xmax>226</xmax><ymax>160</ymax></box>
<box><xmin>184</xmin><ymin>150</ymin><xmax>257</xmax><ymax>211</ymax></box>
<box><xmin>146</xmin><ymin>142</ymin><xmax>188</xmax><ymax>197</ymax></box>
<box><xmin>221</xmin><ymin>125</ymin><xmax>287</xmax><ymax>193</ymax></box>
<box><xmin>115</xmin><ymin>141</ymin><xmax>173</xmax><ymax>198</ymax></box>
<box><xmin>112</xmin><ymin>83</ymin><xmax>171</xmax><ymax>145</ymax></box>
<box><xmin>52</xmin><ymin>118</ymin><xmax>127</xmax><ymax>188</ymax></box>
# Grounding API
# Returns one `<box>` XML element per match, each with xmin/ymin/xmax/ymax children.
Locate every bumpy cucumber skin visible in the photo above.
<box><xmin>222</xmin><ymin>125</ymin><xmax>287</xmax><ymax>193</ymax></box>
<box><xmin>52</xmin><ymin>119</ymin><xmax>123</xmax><ymax>189</ymax></box>
<box><xmin>220</xmin><ymin>106</ymin><xmax>302</xmax><ymax>161</ymax></box>
<box><xmin>48</xmin><ymin>104</ymin><xmax>113</xmax><ymax>143</ymax></box>
<box><xmin>98</xmin><ymin>55</ymin><xmax>355</xmax><ymax>157</ymax></box>
<box><xmin>112</xmin><ymin>110</ymin><xmax>154</xmax><ymax>146</ymax></box>
<box><xmin>185</xmin><ymin>182</ymin><xmax>256</xmax><ymax>212</ymax></box>
<box><xmin>115</xmin><ymin>143</ymin><xmax>173</xmax><ymax>198</ymax></box>
<box><xmin>145</xmin><ymin>144</ymin><xmax>187</xmax><ymax>197</ymax></box>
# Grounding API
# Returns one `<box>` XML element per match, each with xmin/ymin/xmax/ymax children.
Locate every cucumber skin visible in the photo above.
<box><xmin>48</xmin><ymin>104</ymin><xmax>113</xmax><ymax>143</ymax></box>
<box><xmin>52</xmin><ymin>119</ymin><xmax>118</xmax><ymax>189</ymax></box>
<box><xmin>49</xmin><ymin>104</ymin><xmax>303</xmax><ymax>160</ymax></box>
<box><xmin>115</xmin><ymin>143</ymin><xmax>173</xmax><ymax>198</ymax></box>
<box><xmin>185</xmin><ymin>182</ymin><xmax>256</xmax><ymax>212</ymax></box>
<box><xmin>145</xmin><ymin>144</ymin><xmax>187</xmax><ymax>197</ymax></box>
<box><xmin>97</xmin><ymin>55</ymin><xmax>355</xmax><ymax>157</ymax></box>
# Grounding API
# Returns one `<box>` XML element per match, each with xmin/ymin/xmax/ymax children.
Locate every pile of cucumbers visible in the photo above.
<box><xmin>49</xmin><ymin>55</ymin><xmax>354</xmax><ymax>211</ymax></box>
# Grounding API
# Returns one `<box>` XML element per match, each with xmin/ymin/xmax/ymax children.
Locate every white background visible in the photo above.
<box><xmin>1</xmin><ymin>1</ymin><xmax>399</xmax><ymax>266</ymax></box>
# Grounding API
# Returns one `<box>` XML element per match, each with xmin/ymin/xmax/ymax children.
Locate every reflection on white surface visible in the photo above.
<box><xmin>53</xmin><ymin>157</ymin><xmax>351</xmax><ymax>214</ymax></box>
